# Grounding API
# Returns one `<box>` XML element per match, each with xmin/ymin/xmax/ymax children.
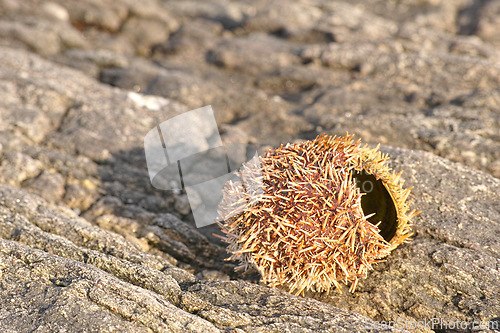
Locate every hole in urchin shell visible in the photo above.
<box><xmin>352</xmin><ymin>170</ymin><xmax>398</xmax><ymax>242</ymax></box>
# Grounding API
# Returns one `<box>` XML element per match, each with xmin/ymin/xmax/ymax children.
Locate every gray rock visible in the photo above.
<box><xmin>22</xmin><ymin>170</ymin><xmax>66</xmax><ymax>202</ymax></box>
<box><xmin>40</xmin><ymin>2</ymin><xmax>70</xmax><ymax>22</ymax></box>
<box><xmin>0</xmin><ymin>151</ymin><xmax>42</xmax><ymax>187</ymax></box>
<box><xmin>0</xmin><ymin>45</ymin><xmax>402</xmax><ymax>332</ymax></box>
<box><xmin>206</xmin><ymin>34</ymin><xmax>302</xmax><ymax>74</ymax></box>
<box><xmin>165</xmin><ymin>0</ymin><xmax>251</xmax><ymax>30</ymax></box>
<box><xmin>315</xmin><ymin>146</ymin><xmax>500</xmax><ymax>328</ymax></box>
<box><xmin>0</xmin><ymin>184</ymin><xmax>405</xmax><ymax>332</ymax></box>
<box><xmin>120</xmin><ymin>17</ymin><xmax>171</xmax><ymax>56</ymax></box>
<box><xmin>0</xmin><ymin>0</ymin><xmax>499</xmax><ymax>331</ymax></box>
<box><xmin>0</xmin><ymin>16</ymin><xmax>87</xmax><ymax>56</ymax></box>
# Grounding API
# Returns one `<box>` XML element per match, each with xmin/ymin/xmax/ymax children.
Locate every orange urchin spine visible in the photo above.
<box><xmin>217</xmin><ymin>134</ymin><xmax>419</xmax><ymax>295</ymax></box>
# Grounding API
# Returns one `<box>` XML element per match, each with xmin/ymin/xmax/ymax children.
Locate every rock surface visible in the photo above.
<box><xmin>0</xmin><ymin>0</ymin><xmax>499</xmax><ymax>332</ymax></box>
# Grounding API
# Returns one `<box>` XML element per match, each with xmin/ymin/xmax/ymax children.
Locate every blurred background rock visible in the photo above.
<box><xmin>0</xmin><ymin>1</ymin><xmax>499</xmax><ymax>332</ymax></box>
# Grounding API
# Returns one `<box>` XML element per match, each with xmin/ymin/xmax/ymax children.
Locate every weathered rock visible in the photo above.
<box><xmin>314</xmin><ymin>146</ymin><xmax>500</xmax><ymax>328</ymax></box>
<box><xmin>0</xmin><ymin>0</ymin><xmax>499</xmax><ymax>331</ymax></box>
<box><xmin>0</xmin><ymin>184</ymin><xmax>408</xmax><ymax>332</ymax></box>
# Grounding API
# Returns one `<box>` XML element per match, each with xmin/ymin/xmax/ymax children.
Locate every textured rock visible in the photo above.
<box><xmin>0</xmin><ymin>184</ymin><xmax>404</xmax><ymax>332</ymax></box>
<box><xmin>316</xmin><ymin>146</ymin><xmax>500</xmax><ymax>327</ymax></box>
<box><xmin>0</xmin><ymin>0</ymin><xmax>499</xmax><ymax>332</ymax></box>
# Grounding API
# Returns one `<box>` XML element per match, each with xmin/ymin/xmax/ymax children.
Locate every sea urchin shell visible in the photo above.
<box><xmin>217</xmin><ymin>134</ymin><xmax>419</xmax><ymax>295</ymax></box>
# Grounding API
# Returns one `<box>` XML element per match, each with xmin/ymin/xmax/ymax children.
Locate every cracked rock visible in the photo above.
<box><xmin>0</xmin><ymin>0</ymin><xmax>499</xmax><ymax>332</ymax></box>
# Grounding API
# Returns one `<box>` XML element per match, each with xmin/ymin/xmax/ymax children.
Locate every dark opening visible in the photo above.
<box><xmin>351</xmin><ymin>170</ymin><xmax>398</xmax><ymax>242</ymax></box>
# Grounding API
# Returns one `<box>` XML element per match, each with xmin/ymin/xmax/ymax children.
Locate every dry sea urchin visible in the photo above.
<box><xmin>217</xmin><ymin>134</ymin><xmax>419</xmax><ymax>295</ymax></box>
